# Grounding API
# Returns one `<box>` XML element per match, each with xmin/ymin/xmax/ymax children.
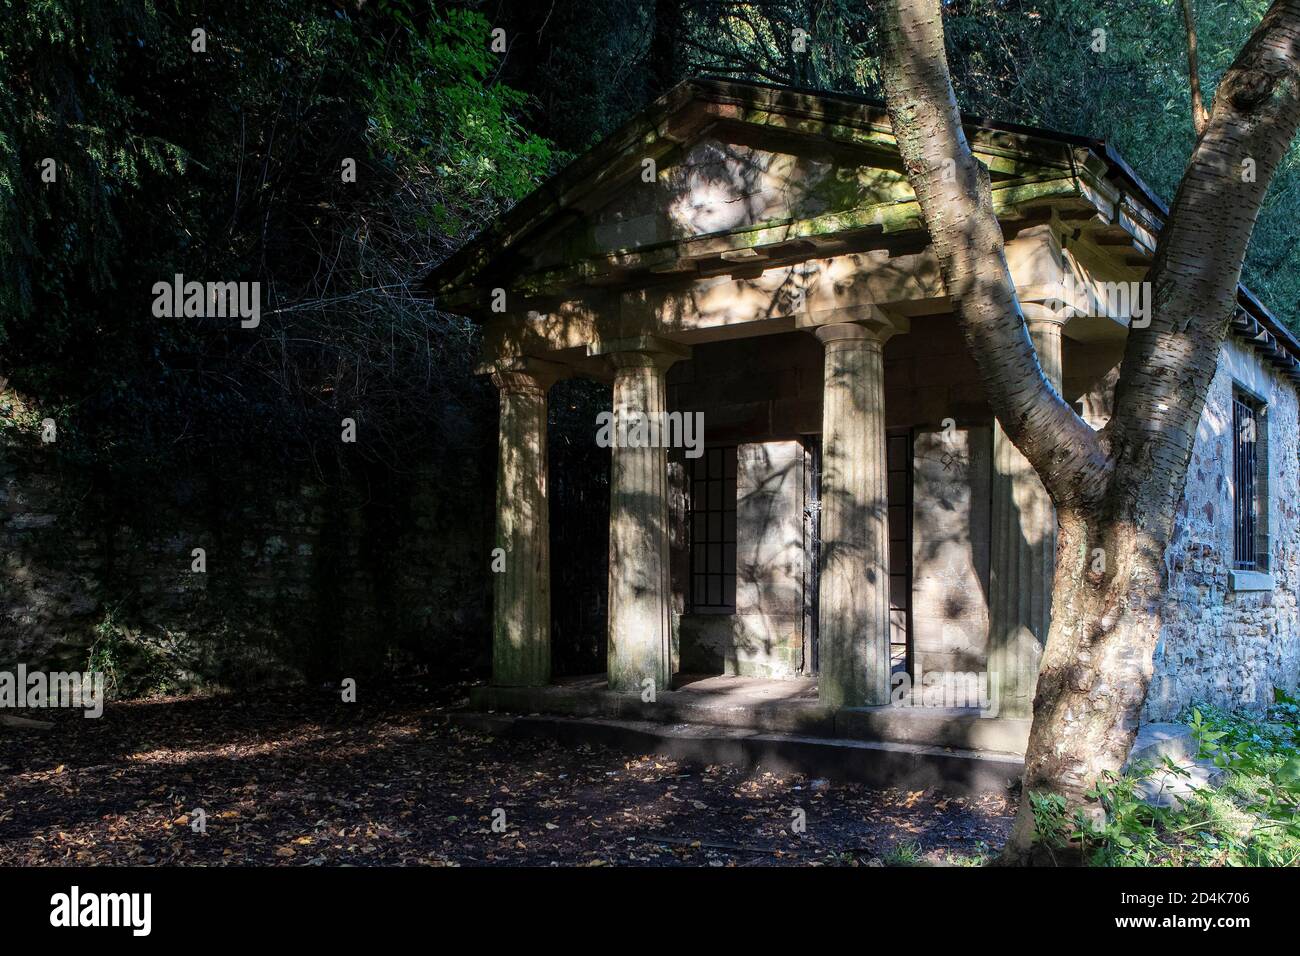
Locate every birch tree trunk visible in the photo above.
<box><xmin>878</xmin><ymin>0</ymin><xmax>1300</xmax><ymax>863</ymax></box>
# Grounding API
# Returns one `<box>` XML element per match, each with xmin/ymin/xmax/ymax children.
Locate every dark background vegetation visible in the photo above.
<box><xmin>1</xmin><ymin>0</ymin><xmax>1295</xmax><ymax>692</ymax></box>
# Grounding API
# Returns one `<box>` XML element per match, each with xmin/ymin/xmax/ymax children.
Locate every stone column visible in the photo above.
<box><xmin>814</xmin><ymin>320</ymin><xmax>900</xmax><ymax>708</ymax></box>
<box><xmin>988</xmin><ymin>307</ymin><xmax>1065</xmax><ymax>718</ymax></box>
<box><xmin>489</xmin><ymin>358</ymin><xmax>563</xmax><ymax>687</ymax></box>
<box><xmin>600</xmin><ymin>337</ymin><xmax>689</xmax><ymax>695</ymax></box>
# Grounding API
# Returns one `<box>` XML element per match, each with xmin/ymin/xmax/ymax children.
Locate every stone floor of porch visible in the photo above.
<box><xmin>467</xmin><ymin>673</ymin><xmax>1030</xmax><ymax>756</ymax></box>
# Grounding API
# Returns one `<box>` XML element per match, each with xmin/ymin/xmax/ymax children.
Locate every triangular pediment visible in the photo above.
<box><xmin>525</xmin><ymin>131</ymin><xmax>913</xmax><ymax>270</ymax></box>
<box><xmin>428</xmin><ymin>78</ymin><xmax>1098</xmax><ymax>308</ymax></box>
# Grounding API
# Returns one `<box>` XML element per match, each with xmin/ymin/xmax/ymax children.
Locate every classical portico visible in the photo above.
<box><xmin>429</xmin><ymin>78</ymin><xmax>1160</xmax><ymax>734</ymax></box>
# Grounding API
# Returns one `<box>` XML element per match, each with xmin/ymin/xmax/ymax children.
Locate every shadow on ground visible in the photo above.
<box><xmin>0</xmin><ymin>683</ymin><xmax>1013</xmax><ymax>866</ymax></box>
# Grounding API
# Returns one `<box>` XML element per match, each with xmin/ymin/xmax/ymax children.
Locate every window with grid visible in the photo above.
<box><xmin>689</xmin><ymin>446</ymin><xmax>737</xmax><ymax>612</ymax></box>
<box><xmin>1232</xmin><ymin>390</ymin><xmax>1270</xmax><ymax>572</ymax></box>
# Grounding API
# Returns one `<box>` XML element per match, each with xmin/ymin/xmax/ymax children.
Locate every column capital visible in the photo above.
<box><xmin>1019</xmin><ymin>273</ymin><xmax>1088</xmax><ymax>325</ymax></box>
<box><xmin>480</xmin><ymin>356</ymin><xmax>569</xmax><ymax>393</ymax></box>
<box><xmin>1021</xmin><ymin>300</ymin><xmax>1070</xmax><ymax>330</ymax></box>
<box><xmin>588</xmin><ymin>334</ymin><xmax>691</xmax><ymax>372</ymax></box>
<box><xmin>1016</xmin><ymin>301</ymin><xmax>1066</xmax><ymax>391</ymax></box>
<box><xmin>813</xmin><ymin>312</ymin><xmax>908</xmax><ymax>348</ymax></box>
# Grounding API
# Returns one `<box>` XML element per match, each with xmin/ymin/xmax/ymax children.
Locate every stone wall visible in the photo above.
<box><xmin>1145</xmin><ymin>337</ymin><xmax>1300</xmax><ymax>719</ymax></box>
<box><xmin>0</xmin><ymin>427</ymin><xmax>495</xmax><ymax>695</ymax></box>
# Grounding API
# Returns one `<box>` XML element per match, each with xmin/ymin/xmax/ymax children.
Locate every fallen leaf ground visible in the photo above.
<box><xmin>0</xmin><ymin>683</ymin><xmax>1014</xmax><ymax>866</ymax></box>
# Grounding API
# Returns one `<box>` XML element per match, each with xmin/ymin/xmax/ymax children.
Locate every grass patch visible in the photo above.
<box><xmin>1032</xmin><ymin>690</ymin><xmax>1300</xmax><ymax>866</ymax></box>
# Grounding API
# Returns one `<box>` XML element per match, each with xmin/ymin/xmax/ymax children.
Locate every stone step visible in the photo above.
<box><xmin>1126</xmin><ymin>722</ymin><xmax>1199</xmax><ymax>768</ymax></box>
<box><xmin>1125</xmin><ymin>721</ymin><xmax>1225</xmax><ymax>809</ymax></box>
<box><xmin>1131</xmin><ymin>761</ymin><xmax>1224</xmax><ymax>810</ymax></box>
<box><xmin>470</xmin><ymin>682</ymin><xmax>1031</xmax><ymax>755</ymax></box>
<box><xmin>445</xmin><ymin>711</ymin><xmax>1024</xmax><ymax>797</ymax></box>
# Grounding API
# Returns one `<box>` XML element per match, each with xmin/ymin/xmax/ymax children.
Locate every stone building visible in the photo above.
<box><xmin>429</xmin><ymin>79</ymin><xmax>1300</xmax><ymax>756</ymax></box>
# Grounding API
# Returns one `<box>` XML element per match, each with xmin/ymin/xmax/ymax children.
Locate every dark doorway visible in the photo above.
<box><xmin>548</xmin><ymin>379</ymin><xmax>611</xmax><ymax>676</ymax></box>
<box><xmin>887</xmin><ymin>428</ymin><xmax>913</xmax><ymax>677</ymax></box>
<box><xmin>803</xmin><ymin>437</ymin><xmax>821</xmax><ymax>674</ymax></box>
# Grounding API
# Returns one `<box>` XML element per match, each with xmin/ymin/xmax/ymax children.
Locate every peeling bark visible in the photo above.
<box><xmin>878</xmin><ymin>0</ymin><xmax>1300</xmax><ymax>863</ymax></box>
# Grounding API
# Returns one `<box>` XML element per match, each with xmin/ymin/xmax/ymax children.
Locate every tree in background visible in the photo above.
<box><xmin>0</xmin><ymin>0</ymin><xmax>554</xmax><ymax>476</ymax></box>
<box><xmin>0</xmin><ymin>0</ymin><xmax>559</xmax><ymax>681</ymax></box>
<box><xmin>6</xmin><ymin>0</ymin><xmax>1295</xmax><ymax>498</ymax></box>
<box><xmin>941</xmin><ymin>0</ymin><xmax>1300</xmax><ymax>334</ymax></box>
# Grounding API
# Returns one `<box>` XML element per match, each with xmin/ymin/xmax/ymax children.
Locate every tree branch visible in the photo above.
<box><xmin>1180</xmin><ymin>0</ymin><xmax>1211</xmax><ymax>135</ymax></box>
<box><xmin>877</xmin><ymin>0</ymin><xmax>1110</xmax><ymax>510</ymax></box>
<box><xmin>1106</xmin><ymin>0</ymin><xmax>1300</xmax><ymax>520</ymax></box>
